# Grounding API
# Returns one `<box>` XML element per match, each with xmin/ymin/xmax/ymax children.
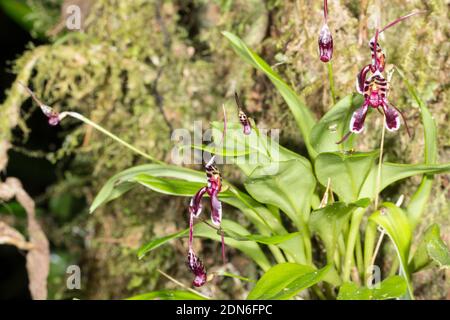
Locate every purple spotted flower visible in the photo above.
<box><xmin>234</xmin><ymin>92</ymin><xmax>251</xmax><ymax>135</ymax></box>
<box><xmin>19</xmin><ymin>82</ymin><xmax>62</xmax><ymax>126</ymax></box>
<box><xmin>190</xmin><ymin>157</ymin><xmax>223</xmax><ymax>226</ymax></box>
<box><xmin>187</xmin><ymin>156</ymin><xmax>223</xmax><ymax>287</ymax></box>
<box><xmin>318</xmin><ymin>0</ymin><xmax>333</xmax><ymax>62</ymax></box>
<box><xmin>186</xmin><ymin>207</ymin><xmax>207</xmax><ymax>287</ymax></box>
<box><xmin>338</xmin><ymin>12</ymin><xmax>424</xmax><ymax>143</ymax></box>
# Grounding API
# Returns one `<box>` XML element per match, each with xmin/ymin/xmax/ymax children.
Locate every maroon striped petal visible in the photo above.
<box><xmin>356</xmin><ymin>65</ymin><xmax>371</xmax><ymax>94</ymax></box>
<box><xmin>349</xmin><ymin>101</ymin><xmax>369</xmax><ymax>133</ymax></box>
<box><xmin>189</xmin><ymin>186</ymin><xmax>207</xmax><ymax>217</ymax></box>
<box><xmin>209</xmin><ymin>190</ymin><xmax>222</xmax><ymax>226</ymax></box>
<box><xmin>382</xmin><ymin>102</ymin><xmax>400</xmax><ymax>132</ymax></box>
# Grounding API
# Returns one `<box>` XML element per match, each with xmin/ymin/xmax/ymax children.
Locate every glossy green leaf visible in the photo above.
<box><xmin>218</xmin><ymin>272</ymin><xmax>256</xmax><ymax>283</ymax></box>
<box><xmin>247</xmin><ymin>263</ymin><xmax>331</xmax><ymax>300</ymax></box>
<box><xmin>134</xmin><ymin>174</ymin><xmax>206</xmax><ymax>196</ymax></box>
<box><xmin>137</xmin><ymin>219</ymin><xmax>271</xmax><ymax>271</ymax></box>
<box><xmin>337</xmin><ymin>276</ymin><xmax>407</xmax><ymax>300</ymax></box>
<box><xmin>209</xmin><ymin>121</ymin><xmax>302</xmax><ymax>176</ymax></box>
<box><xmin>90</xmin><ymin>164</ymin><xmax>205</xmax><ymax>213</ymax></box>
<box><xmin>133</xmin><ymin>172</ymin><xmax>287</xmax><ymax>236</ymax></box>
<box><xmin>369</xmin><ymin>202</ymin><xmax>413</xmax><ymax>299</ymax></box>
<box><xmin>222</xmin><ymin>229</ymin><xmax>301</xmax><ymax>245</ymax></box>
<box><xmin>0</xmin><ymin>0</ymin><xmax>34</xmax><ymax>33</ymax></box>
<box><xmin>310</xmin><ymin>94</ymin><xmax>363</xmax><ymax>153</ymax></box>
<box><xmin>222</xmin><ymin>31</ymin><xmax>317</xmax><ymax>158</ymax></box>
<box><xmin>315</xmin><ymin>151</ymin><xmax>378</xmax><ymax>202</ymax></box>
<box><xmin>126</xmin><ymin>290</ymin><xmax>207</xmax><ymax>300</ymax></box>
<box><xmin>409</xmin><ymin>224</ymin><xmax>450</xmax><ymax>272</ymax></box>
<box><xmin>397</xmin><ymin>68</ymin><xmax>439</xmax><ymax>229</ymax></box>
<box><xmin>89</xmin><ymin>163</ymin><xmax>282</xmax><ymax>235</ymax></box>
<box><xmin>244</xmin><ymin>159</ymin><xmax>316</xmax><ymax>227</ymax></box>
<box><xmin>137</xmin><ymin>220</ymin><xmax>296</xmax><ymax>260</ymax></box>
<box><xmin>309</xmin><ymin>199</ymin><xmax>370</xmax><ymax>262</ymax></box>
<box><xmin>359</xmin><ymin>162</ymin><xmax>450</xmax><ymax>199</ymax></box>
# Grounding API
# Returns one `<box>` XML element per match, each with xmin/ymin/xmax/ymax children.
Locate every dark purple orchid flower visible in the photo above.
<box><xmin>186</xmin><ymin>155</ymin><xmax>224</xmax><ymax>287</ymax></box>
<box><xmin>190</xmin><ymin>156</ymin><xmax>223</xmax><ymax>226</ymax></box>
<box><xmin>186</xmin><ymin>208</ymin><xmax>207</xmax><ymax>287</ymax></box>
<box><xmin>234</xmin><ymin>92</ymin><xmax>251</xmax><ymax>135</ymax></box>
<box><xmin>19</xmin><ymin>82</ymin><xmax>61</xmax><ymax>126</ymax></box>
<box><xmin>318</xmin><ymin>0</ymin><xmax>333</xmax><ymax>62</ymax></box>
<box><xmin>337</xmin><ymin>12</ymin><xmax>424</xmax><ymax>144</ymax></box>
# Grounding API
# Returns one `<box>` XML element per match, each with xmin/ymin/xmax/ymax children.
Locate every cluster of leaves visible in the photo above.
<box><xmin>91</xmin><ymin>33</ymin><xmax>450</xmax><ymax>300</ymax></box>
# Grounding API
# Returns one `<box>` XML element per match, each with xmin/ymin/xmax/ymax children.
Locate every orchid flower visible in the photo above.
<box><xmin>186</xmin><ymin>106</ymin><xmax>227</xmax><ymax>287</ymax></box>
<box><xmin>186</xmin><ymin>206</ymin><xmax>207</xmax><ymax>287</ymax></box>
<box><xmin>337</xmin><ymin>11</ymin><xmax>424</xmax><ymax>144</ymax></box>
<box><xmin>19</xmin><ymin>82</ymin><xmax>65</xmax><ymax>126</ymax></box>
<box><xmin>318</xmin><ymin>0</ymin><xmax>333</xmax><ymax>62</ymax></box>
<box><xmin>234</xmin><ymin>92</ymin><xmax>251</xmax><ymax>135</ymax></box>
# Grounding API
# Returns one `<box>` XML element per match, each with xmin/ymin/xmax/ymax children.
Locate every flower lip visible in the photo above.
<box><xmin>187</xmin><ymin>250</ymin><xmax>207</xmax><ymax>287</ymax></box>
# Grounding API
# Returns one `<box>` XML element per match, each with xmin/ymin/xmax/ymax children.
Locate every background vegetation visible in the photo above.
<box><xmin>0</xmin><ymin>0</ymin><xmax>448</xmax><ymax>299</ymax></box>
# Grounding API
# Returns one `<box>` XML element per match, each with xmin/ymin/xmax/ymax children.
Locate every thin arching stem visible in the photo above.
<box><xmin>65</xmin><ymin>112</ymin><xmax>163</xmax><ymax>164</ymax></box>
<box><xmin>379</xmin><ymin>11</ymin><xmax>425</xmax><ymax>34</ymax></box>
<box><xmin>19</xmin><ymin>82</ymin><xmax>162</xmax><ymax>164</ymax></box>
<box><xmin>370</xmin><ymin>195</ymin><xmax>404</xmax><ymax>269</ymax></box>
<box><xmin>327</xmin><ymin>61</ymin><xmax>336</xmax><ymax>104</ymax></box>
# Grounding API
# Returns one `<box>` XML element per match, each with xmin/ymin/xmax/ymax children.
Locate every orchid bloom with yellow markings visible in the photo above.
<box><xmin>337</xmin><ymin>11</ymin><xmax>424</xmax><ymax>144</ymax></box>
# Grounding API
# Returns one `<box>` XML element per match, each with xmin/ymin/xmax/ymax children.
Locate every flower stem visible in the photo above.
<box><xmin>374</xmin><ymin>113</ymin><xmax>386</xmax><ymax>210</ymax></box>
<box><xmin>65</xmin><ymin>112</ymin><xmax>163</xmax><ymax>164</ymax></box>
<box><xmin>327</xmin><ymin>62</ymin><xmax>336</xmax><ymax>105</ymax></box>
<box><xmin>342</xmin><ymin>207</ymin><xmax>365</xmax><ymax>281</ymax></box>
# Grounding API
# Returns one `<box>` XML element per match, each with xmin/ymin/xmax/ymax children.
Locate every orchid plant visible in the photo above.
<box><xmin>19</xmin><ymin>6</ymin><xmax>449</xmax><ymax>300</ymax></box>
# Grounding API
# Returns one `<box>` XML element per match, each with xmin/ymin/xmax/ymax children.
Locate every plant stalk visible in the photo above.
<box><xmin>327</xmin><ymin>62</ymin><xmax>336</xmax><ymax>105</ymax></box>
<box><xmin>65</xmin><ymin>112</ymin><xmax>163</xmax><ymax>164</ymax></box>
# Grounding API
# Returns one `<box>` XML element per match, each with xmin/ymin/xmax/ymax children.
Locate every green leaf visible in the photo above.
<box><xmin>359</xmin><ymin>162</ymin><xmax>450</xmax><ymax>199</ymax></box>
<box><xmin>126</xmin><ymin>290</ymin><xmax>207</xmax><ymax>300</ymax></box>
<box><xmin>209</xmin><ymin>121</ymin><xmax>302</xmax><ymax>176</ymax></box>
<box><xmin>90</xmin><ymin>164</ymin><xmax>205</xmax><ymax>213</ymax></box>
<box><xmin>309</xmin><ymin>199</ymin><xmax>370</xmax><ymax>262</ymax></box>
<box><xmin>222</xmin><ymin>31</ymin><xmax>317</xmax><ymax>158</ymax></box>
<box><xmin>137</xmin><ymin>229</ymin><xmax>188</xmax><ymax>258</ymax></box>
<box><xmin>134</xmin><ymin>174</ymin><xmax>206</xmax><ymax>197</ymax></box>
<box><xmin>0</xmin><ymin>0</ymin><xmax>34</xmax><ymax>33</ymax></box>
<box><xmin>397</xmin><ymin>68</ymin><xmax>439</xmax><ymax>229</ymax></box>
<box><xmin>134</xmin><ymin>172</ymin><xmax>287</xmax><ymax>236</ymax></box>
<box><xmin>310</xmin><ymin>94</ymin><xmax>364</xmax><ymax>153</ymax></box>
<box><xmin>337</xmin><ymin>276</ymin><xmax>407</xmax><ymax>300</ymax></box>
<box><xmin>410</xmin><ymin>224</ymin><xmax>450</xmax><ymax>272</ymax></box>
<box><xmin>369</xmin><ymin>202</ymin><xmax>413</xmax><ymax>299</ymax></box>
<box><xmin>218</xmin><ymin>272</ymin><xmax>256</xmax><ymax>283</ymax></box>
<box><xmin>244</xmin><ymin>159</ymin><xmax>316</xmax><ymax>226</ymax></box>
<box><xmin>137</xmin><ymin>219</ymin><xmax>271</xmax><ymax>271</ymax></box>
<box><xmin>247</xmin><ymin>263</ymin><xmax>331</xmax><ymax>300</ymax></box>
<box><xmin>222</xmin><ymin>229</ymin><xmax>301</xmax><ymax>245</ymax></box>
<box><xmin>396</xmin><ymin>68</ymin><xmax>437</xmax><ymax>164</ymax></box>
<box><xmin>315</xmin><ymin>151</ymin><xmax>379</xmax><ymax>202</ymax></box>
